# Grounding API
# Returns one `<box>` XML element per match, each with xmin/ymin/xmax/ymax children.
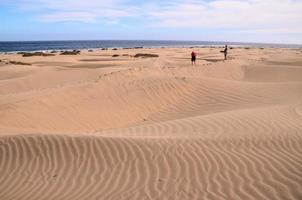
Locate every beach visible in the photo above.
<box><xmin>0</xmin><ymin>47</ymin><xmax>302</xmax><ymax>199</ymax></box>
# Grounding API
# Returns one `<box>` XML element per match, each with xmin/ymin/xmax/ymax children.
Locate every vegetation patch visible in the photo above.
<box><xmin>60</xmin><ymin>50</ymin><xmax>81</xmax><ymax>55</ymax></box>
<box><xmin>134</xmin><ymin>53</ymin><xmax>159</xmax><ymax>58</ymax></box>
<box><xmin>9</xmin><ymin>61</ymin><xmax>32</xmax><ymax>65</ymax></box>
<box><xmin>20</xmin><ymin>52</ymin><xmax>55</xmax><ymax>57</ymax></box>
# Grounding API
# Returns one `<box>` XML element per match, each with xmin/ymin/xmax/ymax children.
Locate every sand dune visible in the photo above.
<box><xmin>0</xmin><ymin>47</ymin><xmax>302</xmax><ymax>200</ymax></box>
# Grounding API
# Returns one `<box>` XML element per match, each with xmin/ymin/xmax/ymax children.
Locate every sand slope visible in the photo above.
<box><xmin>0</xmin><ymin>47</ymin><xmax>302</xmax><ymax>200</ymax></box>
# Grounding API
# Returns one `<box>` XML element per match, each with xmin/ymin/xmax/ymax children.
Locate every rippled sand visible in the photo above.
<box><xmin>0</xmin><ymin>47</ymin><xmax>302</xmax><ymax>200</ymax></box>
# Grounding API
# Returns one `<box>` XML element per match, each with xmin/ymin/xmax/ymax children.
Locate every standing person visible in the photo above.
<box><xmin>191</xmin><ymin>51</ymin><xmax>197</xmax><ymax>65</ymax></box>
<box><xmin>223</xmin><ymin>45</ymin><xmax>228</xmax><ymax>60</ymax></box>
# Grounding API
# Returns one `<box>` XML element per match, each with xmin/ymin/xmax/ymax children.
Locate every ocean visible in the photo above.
<box><xmin>0</xmin><ymin>40</ymin><xmax>301</xmax><ymax>52</ymax></box>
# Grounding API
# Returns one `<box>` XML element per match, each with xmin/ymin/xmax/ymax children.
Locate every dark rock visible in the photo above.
<box><xmin>112</xmin><ymin>54</ymin><xmax>119</xmax><ymax>57</ymax></box>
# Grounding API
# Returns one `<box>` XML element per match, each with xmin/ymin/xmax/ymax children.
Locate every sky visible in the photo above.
<box><xmin>0</xmin><ymin>0</ymin><xmax>302</xmax><ymax>44</ymax></box>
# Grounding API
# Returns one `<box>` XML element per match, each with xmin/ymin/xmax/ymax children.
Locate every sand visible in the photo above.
<box><xmin>0</xmin><ymin>47</ymin><xmax>302</xmax><ymax>200</ymax></box>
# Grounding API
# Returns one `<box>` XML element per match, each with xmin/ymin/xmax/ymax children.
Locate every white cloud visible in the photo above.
<box><xmin>3</xmin><ymin>0</ymin><xmax>302</xmax><ymax>42</ymax></box>
<box><xmin>5</xmin><ymin>0</ymin><xmax>135</xmax><ymax>22</ymax></box>
<box><xmin>13</xmin><ymin>0</ymin><xmax>124</xmax><ymax>10</ymax></box>
<box><xmin>40</xmin><ymin>12</ymin><xmax>97</xmax><ymax>23</ymax></box>
<box><xmin>149</xmin><ymin>0</ymin><xmax>302</xmax><ymax>31</ymax></box>
<box><xmin>39</xmin><ymin>9</ymin><xmax>132</xmax><ymax>23</ymax></box>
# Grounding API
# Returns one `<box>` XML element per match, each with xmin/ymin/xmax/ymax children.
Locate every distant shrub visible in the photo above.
<box><xmin>60</xmin><ymin>50</ymin><xmax>80</xmax><ymax>55</ymax></box>
<box><xmin>134</xmin><ymin>53</ymin><xmax>159</xmax><ymax>58</ymax></box>
<box><xmin>21</xmin><ymin>52</ymin><xmax>55</xmax><ymax>57</ymax></box>
<box><xmin>9</xmin><ymin>61</ymin><xmax>32</xmax><ymax>65</ymax></box>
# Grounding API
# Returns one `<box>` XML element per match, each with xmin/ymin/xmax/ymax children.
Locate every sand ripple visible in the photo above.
<box><xmin>0</xmin><ymin>48</ymin><xmax>302</xmax><ymax>199</ymax></box>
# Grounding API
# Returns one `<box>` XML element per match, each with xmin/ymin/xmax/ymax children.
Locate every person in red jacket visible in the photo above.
<box><xmin>191</xmin><ymin>51</ymin><xmax>196</xmax><ymax>65</ymax></box>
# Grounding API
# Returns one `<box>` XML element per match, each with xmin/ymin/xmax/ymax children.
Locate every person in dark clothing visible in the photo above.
<box><xmin>223</xmin><ymin>45</ymin><xmax>228</xmax><ymax>60</ymax></box>
<box><xmin>191</xmin><ymin>51</ymin><xmax>196</xmax><ymax>65</ymax></box>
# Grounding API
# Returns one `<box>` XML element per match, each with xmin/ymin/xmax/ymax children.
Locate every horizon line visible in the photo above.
<box><xmin>0</xmin><ymin>39</ymin><xmax>301</xmax><ymax>46</ymax></box>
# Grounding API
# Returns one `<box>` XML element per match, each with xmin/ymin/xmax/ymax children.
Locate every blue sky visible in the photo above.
<box><xmin>1</xmin><ymin>0</ymin><xmax>302</xmax><ymax>44</ymax></box>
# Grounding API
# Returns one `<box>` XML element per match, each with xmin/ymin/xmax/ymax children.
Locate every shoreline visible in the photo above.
<box><xmin>1</xmin><ymin>40</ymin><xmax>301</xmax><ymax>53</ymax></box>
<box><xmin>1</xmin><ymin>46</ymin><xmax>301</xmax><ymax>55</ymax></box>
